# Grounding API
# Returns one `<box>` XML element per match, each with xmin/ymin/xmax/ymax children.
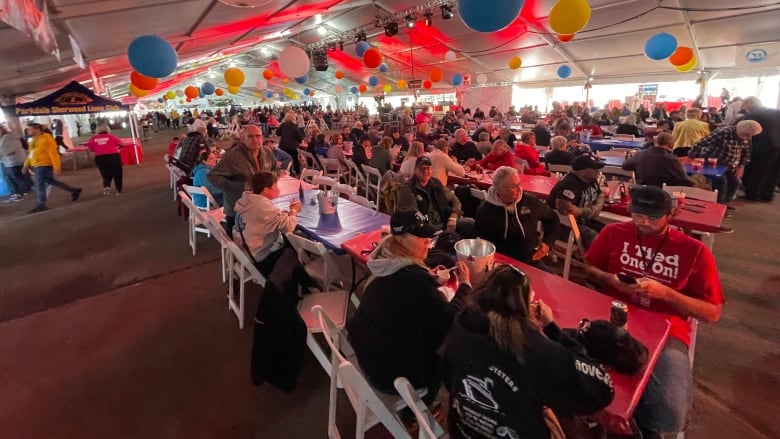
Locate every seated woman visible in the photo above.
<box><xmin>479</xmin><ymin>139</ymin><xmax>515</xmax><ymax>171</ymax></box>
<box><xmin>514</xmin><ymin>132</ymin><xmax>546</xmax><ymax>175</ymax></box>
<box><xmin>192</xmin><ymin>149</ymin><xmax>224</xmax><ymax>207</ymax></box>
<box><xmin>368</xmin><ymin>136</ymin><xmax>396</xmax><ymax>175</ymax></box>
<box><xmin>233</xmin><ymin>171</ymin><xmax>301</xmax><ymax>276</ymax></box>
<box><xmin>441</xmin><ymin>265</ymin><xmax>615</xmax><ymax>438</ymax></box>
<box><xmin>399</xmin><ymin>140</ymin><xmax>426</xmax><ymax>179</ymax></box>
<box><xmin>347</xmin><ymin>210</ymin><xmax>471</xmax><ymax>403</ymax></box>
<box><xmin>312</xmin><ymin>133</ymin><xmax>329</xmax><ymax>158</ymax></box>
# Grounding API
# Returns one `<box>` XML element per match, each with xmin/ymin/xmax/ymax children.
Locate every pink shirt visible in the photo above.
<box><xmin>86</xmin><ymin>133</ymin><xmax>122</xmax><ymax>156</ymax></box>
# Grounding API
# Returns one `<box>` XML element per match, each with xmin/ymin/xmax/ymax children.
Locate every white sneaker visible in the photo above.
<box><xmin>3</xmin><ymin>195</ymin><xmax>21</xmax><ymax>204</ymax></box>
<box><xmin>103</xmin><ymin>187</ymin><xmax>110</xmax><ymax>196</ymax></box>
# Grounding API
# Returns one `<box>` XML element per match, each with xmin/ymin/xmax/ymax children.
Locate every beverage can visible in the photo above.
<box><xmin>610</xmin><ymin>301</ymin><xmax>628</xmax><ymax>328</ymax></box>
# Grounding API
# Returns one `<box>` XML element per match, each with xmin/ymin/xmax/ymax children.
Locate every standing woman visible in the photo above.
<box><xmin>86</xmin><ymin>124</ymin><xmax>124</xmax><ymax>195</ymax></box>
<box><xmin>277</xmin><ymin>111</ymin><xmax>304</xmax><ymax>175</ymax></box>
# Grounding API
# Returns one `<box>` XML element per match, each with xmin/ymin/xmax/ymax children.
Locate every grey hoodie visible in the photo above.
<box><xmin>366</xmin><ymin>243</ymin><xmax>418</xmax><ymax>278</ymax></box>
<box><xmin>234</xmin><ymin>192</ymin><xmax>297</xmax><ymax>262</ymax></box>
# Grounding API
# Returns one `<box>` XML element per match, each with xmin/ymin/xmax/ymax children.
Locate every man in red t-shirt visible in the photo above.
<box><xmin>584</xmin><ymin>185</ymin><xmax>723</xmax><ymax>438</ymax></box>
<box><xmin>574</xmin><ymin>115</ymin><xmax>604</xmax><ymax>139</ymax></box>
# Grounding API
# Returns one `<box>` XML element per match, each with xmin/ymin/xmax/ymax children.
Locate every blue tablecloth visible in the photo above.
<box><xmin>596</xmin><ymin>156</ymin><xmax>726</xmax><ymax>182</ymax></box>
<box><xmin>586</xmin><ymin>139</ymin><xmax>645</xmax><ymax>151</ymax></box>
<box><xmin>272</xmin><ymin>189</ymin><xmax>390</xmax><ymax>253</ymax></box>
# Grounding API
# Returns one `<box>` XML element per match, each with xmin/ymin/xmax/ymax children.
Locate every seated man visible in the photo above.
<box><xmin>574</xmin><ymin>115</ymin><xmax>604</xmax><ymax>139</ymax></box>
<box><xmin>265</xmin><ymin>140</ymin><xmax>293</xmax><ymax>172</ymax></box>
<box><xmin>475</xmin><ymin>131</ymin><xmax>493</xmax><ymax>156</ymax></box>
<box><xmin>544</xmin><ymin>135</ymin><xmax>575</xmax><ymax>167</ymax></box>
<box><xmin>584</xmin><ymin>185</ymin><xmax>723</xmax><ymax>439</ymax></box>
<box><xmin>234</xmin><ymin>171</ymin><xmax>302</xmax><ymax>276</ymax></box>
<box><xmin>546</xmin><ymin>154</ymin><xmax>606</xmax><ymax>247</ymax></box>
<box><xmin>479</xmin><ymin>139</ymin><xmax>515</xmax><ymax>171</ymax></box>
<box><xmin>451</xmin><ymin>128</ymin><xmax>483</xmax><ymax>165</ymax></box>
<box><xmin>513</xmin><ymin>132</ymin><xmax>546</xmax><ymax>174</ymax></box>
<box><xmin>474</xmin><ymin>166</ymin><xmax>559</xmax><ymax>269</ymax></box>
<box><xmin>397</xmin><ymin>156</ymin><xmax>465</xmax><ymax>233</ymax></box>
<box><xmin>622</xmin><ymin>132</ymin><xmax>693</xmax><ymax>188</ymax></box>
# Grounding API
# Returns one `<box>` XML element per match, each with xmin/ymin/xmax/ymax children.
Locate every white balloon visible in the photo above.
<box><xmin>273</xmin><ymin>93</ymin><xmax>280</xmax><ymax>99</ymax></box>
<box><xmin>175</xmin><ymin>89</ymin><xmax>184</xmax><ymax>97</ymax></box>
<box><xmin>445</xmin><ymin>51</ymin><xmax>456</xmax><ymax>62</ymax></box>
<box><xmin>278</xmin><ymin>46</ymin><xmax>311</xmax><ymax>79</ymax></box>
<box><xmin>334</xmin><ymin>85</ymin><xmax>343</xmax><ymax>94</ymax></box>
<box><xmin>476</xmin><ymin>74</ymin><xmax>488</xmax><ymax>85</ymax></box>
<box><xmin>255</xmin><ymin>79</ymin><xmax>267</xmax><ymax>90</ymax></box>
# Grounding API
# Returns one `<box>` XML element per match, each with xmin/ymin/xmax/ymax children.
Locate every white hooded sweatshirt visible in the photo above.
<box><xmin>233</xmin><ymin>192</ymin><xmax>297</xmax><ymax>262</ymax></box>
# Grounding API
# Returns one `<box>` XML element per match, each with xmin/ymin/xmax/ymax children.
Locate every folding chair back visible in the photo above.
<box><xmin>299</xmin><ymin>149</ymin><xmax>321</xmax><ymax>170</ymax></box>
<box><xmin>224</xmin><ymin>241</ymin><xmax>266</xmax><ymax>329</ymax></box>
<box><xmin>394</xmin><ymin>378</ymin><xmax>449</xmax><ymax>439</ymax></box>
<box><xmin>202</xmin><ymin>215</ymin><xmax>232</xmax><ymax>283</ymax></box>
<box><xmin>286</xmin><ymin>232</ymin><xmax>344</xmax><ymax>291</ymax></box>
<box><xmin>346</xmin><ymin>159</ymin><xmax>366</xmax><ymax>188</ymax></box>
<box><xmin>350</xmin><ymin>194</ymin><xmax>371</xmax><ymax>208</ymax></box>
<box><xmin>300</xmin><ymin>168</ymin><xmax>323</xmax><ymax>184</ymax></box>
<box><xmin>320</xmin><ymin>157</ymin><xmax>346</xmax><ymax>181</ymax></box>
<box><xmin>469</xmin><ymin>187</ymin><xmax>487</xmax><ymax>201</ymax></box>
<box><xmin>313</xmin><ymin>175</ymin><xmax>338</xmax><ymax>190</ymax></box>
<box><xmin>333</xmin><ymin>183</ymin><xmax>356</xmax><ymax>198</ymax></box>
<box><xmin>554</xmin><ymin>213</ymin><xmax>585</xmax><ymax>280</ymax></box>
<box><xmin>361</xmin><ymin>164</ymin><xmax>383</xmax><ymax>211</ymax></box>
<box><xmin>602</xmin><ymin>165</ymin><xmax>635</xmax><ymax>183</ymax></box>
<box><xmin>183</xmin><ymin>184</ymin><xmax>220</xmax><ymax>212</ymax></box>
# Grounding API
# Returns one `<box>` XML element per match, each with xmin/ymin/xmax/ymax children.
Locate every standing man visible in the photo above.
<box><xmin>740</xmin><ymin>97</ymin><xmax>780</xmax><ymax>202</ymax></box>
<box><xmin>688</xmin><ymin>120</ymin><xmax>762</xmax><ymax>206</ymax></box>
<box><xmin>672</xmin><ymin>108</ymin><xmax>709</xmax><ymax>156</ymax></box>
<box><xmin>546</xmin><ymin>154</ymin><xmax>606</xmax><ymax>247</ymax></box>
<box><xmin>24</xmin><ymin>123</ymin><xmax>82</xmax><ymax>213</ymax></box>
<box><xmin>208</xmin><ymin>125</ymin><xmax>277</xmax><ymax>236</ymax></box>
<box><xmin>585</xmin><ymin>185</ymin><xmax>723</xmax><ymax>439</ymax></box>
<box><xmin>0</xmin><ymin>124</ymin><xmax>32</xmax><ymax>203</ymax></box>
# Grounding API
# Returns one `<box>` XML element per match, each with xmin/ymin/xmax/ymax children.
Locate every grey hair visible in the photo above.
<box><xmin>479</xmin><ymin>131</ymin><xmax>491</xmax><ymax>141</ymax></box>
<box><xmin>97</xmin><ymin>124</ymin><xmax>111</xmax><ymax>134</ymax></box>
<box><xmin>625</xmin><ymin>114</ymin><xmax>637</xmax><ymax>125</ymax></box>
<box><xmin>736</xmin><ymin>120</ymin><xmax>762</xmax><ymax>137</ymax></box>
<box><xmin>454</xmin><ymin>128</ymin><xmax>467</xmax><ymax>138</ymax></box>
<box><xmin>492</xmin><ymin>165</ymin><xmax>519</xmax><ymax>187</ymax></box>
<box><xmin>550</xmin><ymin>135</ymin><xmax>567</xmax><ymax>150</ymax></box>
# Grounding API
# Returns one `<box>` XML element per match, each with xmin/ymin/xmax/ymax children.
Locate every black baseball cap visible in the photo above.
<box><xmin>571</xmin><ymin>154</ymin><xmax>606</xmax><ymax>171</ymax></box>
<box><xmin>627</xmin><ymin>185</ymin><xmax>672</xmax><ymax>217</ymax></box>
<box><xmin>415</xmin><ymin>156</ymin><xmax>433</xmax><ymax>168</ymax></box>
<box><xmin>390</xmin><ymin>210</ymin><xmax>439</xmax><ymax>238</ymax></box>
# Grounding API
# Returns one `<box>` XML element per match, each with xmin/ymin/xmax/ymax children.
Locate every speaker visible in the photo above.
<box><xmin>312</xmin><ymin>49</ymin><xmax>329</xmax><ymax>71</ymax></box>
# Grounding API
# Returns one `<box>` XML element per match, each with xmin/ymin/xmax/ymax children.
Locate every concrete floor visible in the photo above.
<box><xmin>0</xmin><ymin>130</ymin><xmax>777</xmax><ymax>439</ymax></box>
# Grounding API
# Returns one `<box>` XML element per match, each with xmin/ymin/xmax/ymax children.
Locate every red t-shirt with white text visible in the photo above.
<box><xmin>585</xmin><ymin>222</ymin><xmax>724</xmax><ymax>346</ymax></box>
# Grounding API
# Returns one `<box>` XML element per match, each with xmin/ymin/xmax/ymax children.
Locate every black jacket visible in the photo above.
<box><xmin>277</xmin><ymin>121</ymin><xmax>303</xmax><ymax>151</ymax></box>
<box><xmin>474</xmin><ymin>188</ymin><xmax>559</xmax><ymax>263</ymax></box>
<box><xmin>622</xmin><ymin>146</ymin><xmax>693</xmax><ymax>188</ymax></box>
<box><xmin>347</xmin><ymin>256</ymin><xmax>470</xmax><ymax>393</ymax></box>
<box><xmin>396</xmin><ymin>177</ymin><xmax>462</xmax><ymax>230</ymax></box>
<box><xmin>441</xmin><ymin>307</ymin><xmax>615</xmax><ymax>439</ymax></box>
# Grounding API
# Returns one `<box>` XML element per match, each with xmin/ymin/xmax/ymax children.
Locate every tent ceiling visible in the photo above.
<box><xmin>1</xmin><ymin>0</ymin><xmax>779</xmax><ymax>101</ymax></box>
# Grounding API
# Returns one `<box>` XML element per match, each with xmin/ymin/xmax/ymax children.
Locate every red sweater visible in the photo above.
<box><xmin>480</xmin><ymin>151</ymin><xmax>515</xmax><ymax>170</ymax></box>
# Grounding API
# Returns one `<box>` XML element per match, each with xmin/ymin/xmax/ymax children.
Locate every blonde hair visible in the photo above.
<box><xmin>418</xmin><ymin>123</ymin><xmax>430</xmax><ymax>135</ymax></box>
<box><xmin>284</xmin><ymin>111</ymin><xmax>297</xmax><ymax>123</ymax></box>
<box><xmin>407</xmin><ymin>141</ymin><xmax>425</xmax><ymax>159</ymax></box>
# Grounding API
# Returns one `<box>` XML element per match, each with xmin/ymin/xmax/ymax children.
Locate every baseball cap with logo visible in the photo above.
<box><xmin>390</xmin><ymin>210</ymin><xmax>439</xmax><ymax>238</ymax></box>
<box><xmin>571</xmin><ymin>154</ymin><xmax>606</xmax><ymax>171</ymax></box>
<box><xmin>415</xmin><ymin>156</ymin><xmax>433</xmax><ymax>168</ymax></box>
<box><xmin>627</xmin><ymin>185</ymin><xmax>672</xmax><ymax>217</ymax></box>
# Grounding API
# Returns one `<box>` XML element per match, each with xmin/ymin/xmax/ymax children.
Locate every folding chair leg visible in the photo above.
<box><xmin>563</xmin><ymin>231</ymin><xmax>575</xmax><ymax>280</ymax></box>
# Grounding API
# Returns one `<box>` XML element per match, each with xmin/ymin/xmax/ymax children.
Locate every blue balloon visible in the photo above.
<box><xmin>265</xmin><ymin>91</ymin><xmax>273</xmax><ymax>98</ymax></box>
<box><xmin>355</xmin><ymin>41</ymin><xmax>370</xmax><ymax>57</ymax></box>
<box><xmin>127</xmin><ymin>35</ymin><xmax>178</xmax><ymax>78</ymax></box>
<box><xmin>379</xmin><ymin>63</ymin><xmax>388</xmax><ymax>73</ymax></box>
<box><xmin>644</xmin><ymin>32</ymin><xmax>678</xmax><ymax>60</ymax></box>
<box><xmin>303</xmin><ymin>88</ymin><xmax>311</xmax><ymax>96</ymax></box>
<box><xmin>368</xmin><ymin>76</ymin><xmax>379</xmax><ymax>86</ymax></box>
<box><xmin>451</xmin><ymin>73</ymin><xmax>464</xmax><ymax>86</ymax></box>
<box><xmin>201</xmin><ymin>82</ymin><xmax>216</xmax><ymax>95</ymax></box>
<box><xmin>295</xmin><ymin>75</ymin><xmax>308</xmax><ymax>84</ymax></box>
<box><xmin>458</xmin><ymin>0</ymin><xmax>524</xmax><ymax>33</ymax></box>
<box><xmin>350</xmin><ymin>86</ymin><xmax>359</xmax><ymax>94</ymax></box>
<box><xmin>198</xmin><ymin>91</ymin><xmax>205</xmax><ymax>98</ymax></box>
<box><xmin>557</xmin><ymin>65</ymin><xmax>572</xmax><ymax>78</ymax></box>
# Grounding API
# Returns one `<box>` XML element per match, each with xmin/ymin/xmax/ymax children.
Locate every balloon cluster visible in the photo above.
<box><xmin>643</xmin><ymin>33</ymin><xmax>697</xmax><ymax>72</ymax></box>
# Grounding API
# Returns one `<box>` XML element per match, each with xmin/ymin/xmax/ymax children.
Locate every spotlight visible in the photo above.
<box><xmin>441</xmin><ymin>4</ymin><xmax>453</xmax><ymax>19</ymax></box>
<box><xmin>317</xmin><ymin>26</ymin><xmax>327</xmax><ymax>35</ymax></box>
<box><xmin>405</xmin><ymin>14</ymin><xmax>415</xmax><ymax>28</ymax></box>
<box><xmin>356</xmin><ymin>31</ymin><xmax>367</xmax><ymax>42</ymax></box>
<box><xmin>424</xmin><ymin>11</ymin><xmax>433</xmax><ymax>27</ymax></box>
<box><xmin>384</xmin><ymin>22</ymin><xmax>399</xmax><ymax>37</ymax></box>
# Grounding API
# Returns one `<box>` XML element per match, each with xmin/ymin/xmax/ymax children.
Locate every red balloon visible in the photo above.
<box><xmin>429</xmin><ymin>68</ymin><xmax>443</xmax><ymax>83</ymax></box>
<box><xmin>669</xmin><ymin>46</ymin><xmax>694</xmax><ymax>66</ymax></box>
<box><xmin>184</xmin><ymin>86</ymin><xmax>199</xmax><ymax>99</ymax></box>
<box><xmin>335</xmin><ymin>70</ymin><xmax>344</xmax><ymax>79</ymax></box>
<box><xmin>363</xmin><ymin>48</ymin><xmax>383</xmax><ymax>69</ymax></box>
<box><xmin>557</xmin><ymin>34</ymin><xmax>575</xmax><ymax>43</ymax></box>
<box><xmin>423</xmin><ymin>80</ymin><xmax>432</xmax><ymax>89</ymax></box>
<box><xmin>130</xmin><ymin>71</ymin><xmax>158</xmax><ymax>90</ymax></box>
<box><xmin>359</xmin><ymin>84</ymin><xmax>368</xmax><ymax>93</ymax></box>
<box><xmin>215</xmin><ymin>88</ymin><xmax>224</xmax><ymax>96</ymax></box>
<box><xmin>262</xmin><ymin>69</ymin><xmax>274</xmax><ymax>80</ymax></box>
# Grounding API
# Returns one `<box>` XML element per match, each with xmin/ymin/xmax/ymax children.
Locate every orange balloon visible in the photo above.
<box><xmin>129</xmin><ymin>84</ymin><xmax>149</xmax><ymax>97</ymax></box>
<box><xmin>186</xmin><ymin>97</ymin><xmax>192</xmax><ymax>102</ymax></box>
<box><xmin>335</xmin><ymin>70</ymin><xmax>344</xmax><ymax>79</ymax></box>
<box><xmin>310</xmin><ymin>91</ymin><xmax>315</xmax><ymax>96</ymax></box>
<box><xmin>363</xmin><ymin>48</ymin><xmax>383</xmax><ymax>69</ymax></box>
<box><xmin>429</xmin><ymin>68</ymin><xmax>443</xmax><ymax>83</ymax></box>
<box><xmin>359</xmin><ymin>84</ymin><xmax>367</xmax><ymax>93</ymax></box>
<box><xmin>130</xmin><ymin>71</ymin><xmax>158</xmax><ymax>90</ymax></box>
<box><xmin>262</xmin><ymin>69</ymin><xmax>274</xmax><ymax>80</ymax></box>
<box><xmin>669</xmin><ymin>46</ymin><xmax>694</xmax><ymax>66</ymax></box>
<box><xmin>215</xmin><ymin>88</ymin><xmax>224</xmax><ymax>96</ymax></box>
<box><xmin>423</xmin><ymin>80</ymin><xmax>432</xmax><ymax>89</ymax></box>
<box><xmin>557</xmin><ymin>34</ymin><xmax>575</xmax><ymax>43</ymax></box>
<box><xmin>184</xmin><ymin>86</ymin><xmax>199</xmax><ymax>99</ymax></box>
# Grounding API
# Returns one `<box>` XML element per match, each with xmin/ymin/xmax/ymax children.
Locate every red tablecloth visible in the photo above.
<box><xmin>448</xmin><ymin>172</ymin><xmax>558</xmax><ymax>198</ymax></box>
<box><xmin>119</xmin><ymin>139</ymin><xmax>143</xmax><ymax>165</ymax></box>
<box><xmin>602</xmin><ymin>199</ymin><xmax>726</xmax><ymax>233</ymax></box>
<box><xmin>341</xmin><ymin>231</ymin><xmax>670</xmax><ymax>434</ymax></box>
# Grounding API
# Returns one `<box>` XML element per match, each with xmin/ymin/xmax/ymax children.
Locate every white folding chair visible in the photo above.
<box><xmin>554</xmin><ymin>213</ymin><xmax>586</xmax><ymax>281</ymax></box>
<box><xmin>299</xmin><ymin>149</ymin><xmax>321</xmax><ymax>171</ymax></box>
<box><xmin>286</xmin><ymin>232</ymin><xmax>346</xmax><ymax>291</ymax></box>
<box><xmin>202</xmin><ymin>215</ymin><xmax>232</xmax><ymax>283</ymax></box>
<box><xmin>513</xmin><ymin>158</ymin><xmax>528</xmax><ymax>174</ymax></box>
<box><xmin>169</xmin><ymin>166</ymin><xmax>186</xmax><ymax>200</ymax></box>
<box><xmin>300</xmin><ymin>168</ymin><xmax>323</xmax><ymax>184</ymax></box>
<box><xmin>313</xmin><ymin>175</ymin><xmax>338</xmax><ymax>190</ymax></box>
<box><xmin>663</xmin><ymin>184</ymin><xmax>719</xmax><ymax>250</ymax></box>
<box><xmin>312</xmin><ymin>306</ymin><xmax>418</xmax><ymax>439</ymax></box>
<box><xmin>602</xmin><ymin>166</ymin><xmax>636</xmax><ymax>184</ymax></box>
<box><xmin>179</xmin><ymin>190</ymin><xmax>224</xmax><ymax>256</ymax></box>
<box><xmin>298</xmin><ymin>291</ymin><xmax>349</xmax><ymax>383</ymax></box>
<box><xmin>469</xmin><ymin>187</ymin><xmax>487</xmax><ymax>201</ymax></box>
<box><xmin>350</xmin><ymin>194</ymin><xmax>372</xmax><ymax>208</ymax></box>
<box><xmin>346</xmin><ymin>159</ymin><xmax>366</xmax><ymax>189</ymax></box>
<box><xmin>547</xmin><ymin>164</ymin><xmax>572</xmax><ymax>174</ymax></box>
<box><xmin>394</xmin><ymin>377</ymin><xmax>449</xmax><ymax>439</ymax></box>
<box><xmin>224</xmin><ymin>241</ymin><xmax>266</xmax><ymax>329</ymax></box>
<box><xmin>361</xmin><ymin>164</ymin><xmax>383</xmax><ymax>211</ymax></box>
<box><xmin>320</xmin><ymin>157</ymin><xmax>347</xmax><ymax>181</ymax></box>
<box><xmin>333</xmin><ymin>183</ymin><xmax>356</xmax><ymax>198</ymax></box>
<box><xmin>184</xmin><ymin>184</ymin><xmax>221</xmax><ymax>212</ymax></box>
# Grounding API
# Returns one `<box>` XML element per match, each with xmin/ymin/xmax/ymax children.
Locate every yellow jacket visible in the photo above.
<box><xmin>672</xmin><ymin>119</ymin><xmax>710</xmax><ymax>149</ymax></box>
<box><xmin>24</xmin><ymin>132</ymin><xmax>61</xmax><ymax>170</ymax></box>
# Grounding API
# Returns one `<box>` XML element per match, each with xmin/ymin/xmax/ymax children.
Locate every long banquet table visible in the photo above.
<box><xmin>447</xmin><ymin>172</ymin><xmax>559</xmax><ymax>198</ymax></box>
<box><xmin>341</xmin><ymin>229</ymin><xmax>670</xmax><ymax>435</ymax></box>
<box><xmin>586</xmin><ymin>138</ymin><xmax>646</xmax><ymax>151</ymax></box>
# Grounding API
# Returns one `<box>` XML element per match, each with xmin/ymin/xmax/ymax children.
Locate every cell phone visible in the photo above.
<box><xmin>616</xmin><ymin>272</ymin><xmax>638</xmax><ymax>284</ymax></box>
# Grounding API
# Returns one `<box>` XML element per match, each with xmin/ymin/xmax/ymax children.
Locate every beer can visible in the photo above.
<box><xmin>610</xmin><ymin>301</ymin><xmax>628</xmax><ymax>328</ymax></box>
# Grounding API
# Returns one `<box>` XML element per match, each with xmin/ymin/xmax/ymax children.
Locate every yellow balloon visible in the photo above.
<box><xmin>673</xmin><ymin>56</ymin><xmax>697</xmax><ymax>72</ymax></box>
<box><xmin>383</xmin><ymin>84</ymin><xmax>392</xmax><ymax>93</ymax></box>
<box><xmin>165</xmin><ymin>91</ymin><xmax>176</xmax><ymax>100</ymax></box>
<box><xmin>129</xmin><ymin>85</ymin><xmax>148</xmax><ymax>97</ymax></box>
<box><xmin>283</xmin><ymin>78</ymin><xmax>289</xmax><ymax>84</ymax></box>
<box><xmin>254</xmin><ymin>92</ymin><xmax>260</xmax><ymax>97</ymax></box>
<box><xmin>227</xmin><ymin>85</ymin><xmax>240</xmax><ymax>94</ymax></box>
<box><xmin>224</xmin><ymin>68</ymin><xmax>245</xmax><ymax>87</ymax></box>
<box><xmin>508</xmin><ymin>56</ymin><xmax>522</xmax><ymax>70</ymax></box>
<box><xmin>396</xmin><ymin>79</ymin><xmax>408</xmax><ymax>90</ymax></box>
<box><xmin>549</xmin><ymin>0</ymin><xmax>592</xmax><ymax>35</ymax></box>
<box><xmin>282</xmin><ymin>87</ymin><xmax>291</xmax><ymax>94</ymax></box>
